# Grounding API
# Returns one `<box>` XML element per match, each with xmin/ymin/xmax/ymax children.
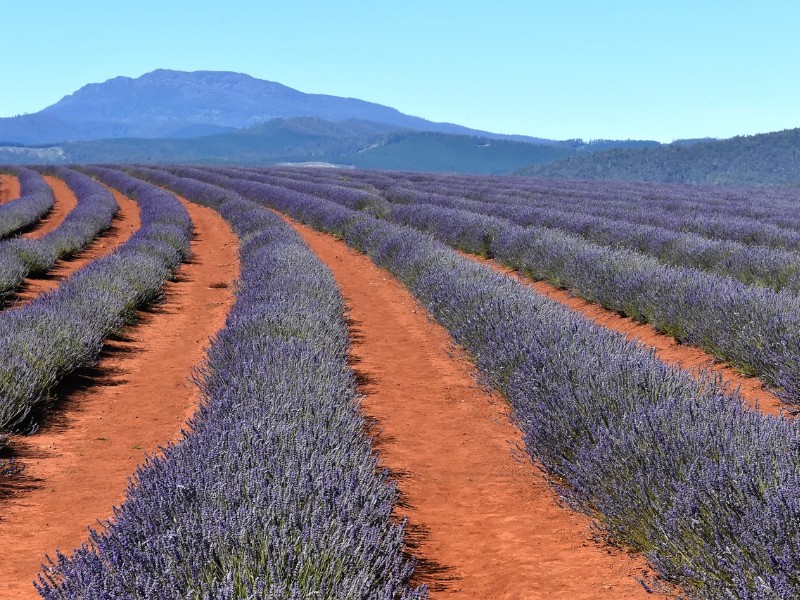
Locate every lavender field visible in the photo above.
<box><xmin>1</xmin><ymin>165</ymin><xmax>799</xmax><ymax>598</ymax></box>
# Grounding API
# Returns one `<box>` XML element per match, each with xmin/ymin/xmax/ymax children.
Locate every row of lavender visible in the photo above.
<box><xmin>237</xmin><ymin>167</ymin><xmax>800</xmax><ymax>291</ymax></box>
<box><xmin>171</xmin><ymin>167</ymin><xmax>800</xmax><ymax>598</ymax></box>
<box><xmin>38</xmin><ymin>169</ymin><xmax>425</xmax><ymax>598</ymax></box>
<box><xmin>374</xmin><ymin>168</ymin><xmax>800</xmax><ymax>218</ymax></box>
<box><xmin>0</xmin><ymin>168</ymin><xmax>54</xmax><ymax>239</ymax></box>
<box><xmin>241</xmin><ymin>166</ymin><xmax>800</xmax><ymax>253</ymax></box>
<box><xmin>198</xmin><ymin>167</ymin><xmax>800</xmax><ymax>406</ymax></box>
<box><xmin>294</xmin><ymin>170</ymin><xmax>800</xmax><ymax>255</ymax></box>
<box><xmin>332</xmin><ymin>168</ymin><xmax>800</xmax><ymax>243</ymax></box>
<box><xmin>246</xmin><ymin>164</ymin><xmax>800</xmax><ymax>221</ymax></box>
<box><xmin>377</xmin><ymin>180</ymin><xmax>800</xmax><ymax>293</ymax></box>
<box><xmin>171</xmin><ymin>167</ymin><xmax>800</xmax><ymax>597</ymax></box>
<box><xmin>0</xmin><ymin>168</ymin><xmax>117</xmax><ymax>303</ymax></box>
<box><xmin>0</xmin><ymin>168</ymin><xmax>190</xmax><ymax>447</ymax></box>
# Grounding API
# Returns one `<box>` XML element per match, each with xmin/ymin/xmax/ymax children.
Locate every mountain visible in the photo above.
<box><xmin>0</xmin><ymin>117</ymin><xmax>573</xmax><ymax>174</ymax></box>
<box><xmin>0</xmin><ymin>69</ymin><xmax>674</xmax><ymax>172</ymax></box>
<box><xmin>0</xmin><ymin>69</ymin><xmax>556</xmax><ymax>145</ymax></box>
<box><xmin>344</xmin><ymin>130</ymin><xmax>574</xmax><ymax>172</ymax></box>
<box><xmin>59</xmin><ymin>118</ymin><xmax>400</xmax><ymax>165</ymax></box>
<box><xmin>519</xmin><ymin>128</ymin><xmax>800</xmax><ymax>186</ymax></box>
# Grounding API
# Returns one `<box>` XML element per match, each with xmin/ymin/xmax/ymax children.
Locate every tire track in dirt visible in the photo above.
<box><xmin>21</xmin><ymin>176</ymin><xmax>77</xmax><ymax>240</ymax></box>
<box><xmin>0</xmin><ymin>198</ymin><xmax>239</xmax><ymax>599</ymax></box>
<box><xmin>0</xmin><ymin>174</ymin><xmax>20</xmax><ymax>205</ymax></box>
<box><xmin>284</xmin><ymin>214</ymin><xmax>654</xmax><ymax>600</ymax></box>
<box><xmin>13</xmin><ymin>183</ymin><xmax>140</xmax><ymax>305</ymax></box>
<box><xmin>464</xmin><ymin>253</ymin><xmax>785</xmax><ymax>418</ymax></box>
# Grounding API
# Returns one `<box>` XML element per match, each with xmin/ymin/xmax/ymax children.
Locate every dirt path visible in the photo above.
<box><xmin>0</xmin><ymin>198</ymin><xmax>239</xmax><ymax>598</ymax></box>
<box><xmin>21</xmin><ymin>176</ymin><xmax>78</xmax><ymax>240</ymax></box>
<box><xmin>284</xmin><ymin>215</ymin><xmax>653</xmax><ymax>599</ymax></box>
<box><xmin>465</xmin><ymin>254</ymin><xmax>785</xmax><ymax>417</ymax></box>
<box><xmin>14</xmin><ymin>185</ymin><xmax>140</xmax><ymax>304</ymax></box>
<box><xmin>0</xmin><ymin>174</ymin><xmax>20</xmax><ymax>204</ymax></box>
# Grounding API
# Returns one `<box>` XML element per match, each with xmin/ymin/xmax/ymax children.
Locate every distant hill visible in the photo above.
<box><xmin>344</xmin><ymin>131</ymin><xmax>574</xmax><ymax>173</ymax></box>
<box><xmin>58</xmin><ymin>118</ymin><xmax>398</xmax><ymax>165</ymax></box>
<box><xmin>520</xmin><ymin>128</ymin><xmax>800</xmax><ymax>186</ymax></box>
<box><xmin>0</xmin><ymin>69</ymin><xmax>557</xmax><ymax>146</ymax></box>
<box><xmin>5</xmin><ymin>68</ymin><xmax>799</xmax><ymax>182</ymax></box>
<box><xmin>0</xmin><ymin>69</ymin><xmax>672</xmax><ymax>172</ymax></box>
<box><xmin>0</xmin><ymin>118</ymin><xmax>575</xmax><ymax>174</ymax></box>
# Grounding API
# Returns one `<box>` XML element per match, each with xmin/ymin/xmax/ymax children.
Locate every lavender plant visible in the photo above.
<box><xmin>349</xmin><ymin>181</ymin><xmax>800</xmax><ymax>293</ymax></box>
<box><xmin>186</xmin><ymin>167</ymin><xmax>800</xmax><ymax>406</ymax></box>
<box><xmin>286</xmin><ymin>167</ymin><xmax>800</xmax><ymax>251</ymax></box>
<box><xmin>347</xmin><ymin>168</ymin><xmax>800</xmax><ymax>237</ymax></box>
<box><xmin>37</xmin><ymin>168</ymin><xmax>426</xmax><ymax>599</ymax></box>
<box><xmin>229</xmin><ymin>167</ymin><xmax>800</xmax><ymax>291</ymax></box>
<box><xmin>0</xmin><ymin>168</ymin><xmax>55</xmax><ymax>239</ymax></box>
<box><xmin>0</xmin><ymin>168</ymin><xmax>118</xmax><ymax>302</ymax></box>
<box><xmin>0</xmin><ymin>168</ymin><xmax>190</xmax><ymax>445</ymax></box>
<box><xmin>173</xmin><ymin>166</ymin><xmax>800</xmax><ymax>598</ymax></box>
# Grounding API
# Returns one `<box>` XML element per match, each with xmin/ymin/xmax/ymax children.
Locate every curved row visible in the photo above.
<box><xmin>176</xmin><ymin>167</ymin><xmax>800</xmax><ymax>598</ymax></box>
<box><xmin>0</xmin><ymin>169</ymin><xmax>191</xmax><ymax>447</ymax></box>
<box><xmin>0</xmin><ymin>169</ymin><xmax>118</xmax><ymax>303</ymax></box>
<box><xmin>378</xmin><ymin>182</ymin><xmax>800</xmax><ymax>293</ymax></box>
<box><xmin>234</xmin><ymin>168</ymin><xmax>791</xmax><ymax>414</ymax></box>
<box><xmin>0</xmin><ymin>168</ymin><xmax>55</xmax><ymax>240</ymax></box>
<box><xmin>227</xmin><ymin>168</ymin><xmax>800</xmax><ymax>293</ymax></box>
<box><xmin>194</xmin><ymin>167</ymin><xmax>800</xmax><ymax>405</ymax></box>
<box><xmin>508</xmin><ymin>190</ymin><xmax>800</xmax><ymax>251</ymax></box>
<box><xmin>38</xmin><ymin>169</ymin><xmax>424</xmax><ymax>598</ymax></box>
<box><xmin>348</xmin><ymin>168</ymin><xmax>800</xmax><ymax>240</ymax></box>
<box><xmin>316</xmin><ymin>167</ymin><xmax>800</xmax><ymax>251</ymax></box>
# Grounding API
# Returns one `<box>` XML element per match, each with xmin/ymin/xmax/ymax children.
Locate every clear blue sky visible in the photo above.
<box><xmin>3</xmin><ymin>0</ymin><xmax>798</xmax><ymax>142</ymax></box>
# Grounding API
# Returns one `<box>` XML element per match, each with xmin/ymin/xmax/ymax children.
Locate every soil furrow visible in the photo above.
<box><xmin>22</xmin><ymin>176</ymin><xmax>78</xmax><ymax>240</ymax></box>
<box><xmin>0</xmin><ymin>198</ymin><xmax>239</xmax><ymax>599</ymax></box>
<box><xmin>0</xmin><ymin>174</ymin><xmax>20</xmax><ymax>205</ymax></box>
<box><xmin>465</xmin><ymin>253</ymin><xmax>785</xmax><ymax>417</ymax></box>
<box><xmin>13</xmin><ymin>184</ymin><xmax>140</xmax><ymax>305</ymax></box>
<box><xmin>283</xmin><ymin>214</ymin><xmax>653</xmax><ymax>599</ymax></box>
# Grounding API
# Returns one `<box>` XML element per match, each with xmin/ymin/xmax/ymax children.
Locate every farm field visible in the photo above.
<box><xmin>0</xmin><ymin>165</ymin><xmax>799</xmax><ymax>598</ymax></box>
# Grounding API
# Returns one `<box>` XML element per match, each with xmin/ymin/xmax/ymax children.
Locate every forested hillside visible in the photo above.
<box><xmin>521</xmin><ymin>128</ymin><xmax>800</xmax><ymax>186</ymax></box>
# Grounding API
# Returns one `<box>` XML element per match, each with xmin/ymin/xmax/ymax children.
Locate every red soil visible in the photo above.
<box><xmin>0</xmin><ymin>198</ymin><xmax>239</xmax><ymax>598</ymax></box>
<box><xmin>14</xmin><ymin>183</ymin><xmax>140</xmax><ymax>304</ymax></box>
<box><xmin>467</xmin><ymin>254</ymin><xmax>785</xmax><ymax>418</ymax></box>
<box><xmin>285</xmin><ymin>215</ymin><xmax>654</xmax><ymax>599</ymax></box>
<box><xmin>0</xmin><ymin>174</ymin><xmax>21</xmax><ymax>204</ymax></box>
<box><xmin>22</xmin><ymin>176</ymin><xmax>78</xmax><ymax>240</ymax></box>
